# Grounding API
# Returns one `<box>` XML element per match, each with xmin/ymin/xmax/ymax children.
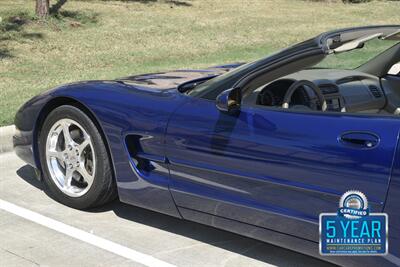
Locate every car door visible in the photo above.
<box><xmin>165</xmin><ymin>96</ymin><xmax>399</xmax><ymax>241</ymax></box>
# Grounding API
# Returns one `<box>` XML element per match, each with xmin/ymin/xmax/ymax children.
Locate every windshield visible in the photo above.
<box><xmin>186</xmin><ymin>27</ymin><xmax>399</xmax><ymax>100</ymax></box>
<box><xmin>187</xmin><ymin>61</ymin><xmax>255</xmax><ymax>97</ymax></box>
<box><xmin>313</xmin><ymin>38</ymin><xmax>398</xmax><ymax>69</ymax></box>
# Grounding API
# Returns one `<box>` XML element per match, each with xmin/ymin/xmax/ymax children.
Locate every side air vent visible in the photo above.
<box><xmin>368</xmin><ymin>85</ymin><xmax>382</xmax><ymax>98</ymax></box>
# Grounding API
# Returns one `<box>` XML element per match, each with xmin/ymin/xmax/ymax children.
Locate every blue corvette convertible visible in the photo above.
<box><xmin>14</xmin><ymin>26</ymin><xmax>400</xmax><ymax>266</ymax></box>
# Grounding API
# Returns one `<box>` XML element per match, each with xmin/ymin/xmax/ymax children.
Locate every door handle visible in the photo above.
<box><xmin>339</xmin><ymin>132</ymin><xmax>379</xmax><ymax>149</ymax></box>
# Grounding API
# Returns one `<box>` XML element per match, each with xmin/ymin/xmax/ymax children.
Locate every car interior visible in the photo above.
<box><xmin>248</xmin><ymin>68</ymin><xmax>398</xmax><ymax>114</ymax></box>
<box><xmin>244</xmin><ymin>39</ymin><xmax>400</xmax><ymax>116</ymax></box>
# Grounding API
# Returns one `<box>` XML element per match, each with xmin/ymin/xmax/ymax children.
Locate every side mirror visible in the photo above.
<box><xmin>215</xmin><ymin>87</ymin><xmax>241</xmax><ymax>115</ymax></box>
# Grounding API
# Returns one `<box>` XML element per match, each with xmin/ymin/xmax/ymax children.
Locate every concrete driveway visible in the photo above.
<box><xmin>0</xmin><ymin>151</ymin><xmax>336</xmax><ymax>267</ymax></box>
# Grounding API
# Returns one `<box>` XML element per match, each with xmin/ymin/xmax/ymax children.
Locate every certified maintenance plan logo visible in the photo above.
<box><xmin>319</xmin><ymin>190</ymin><xmax>388</xmax><ymax>255</ymax></box>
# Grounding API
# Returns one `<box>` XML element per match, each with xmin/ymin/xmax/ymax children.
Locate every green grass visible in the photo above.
<box><xmin>0</xmin><ymin>0</ymin><xmax>399</xmax><ymax>126</ymax></box>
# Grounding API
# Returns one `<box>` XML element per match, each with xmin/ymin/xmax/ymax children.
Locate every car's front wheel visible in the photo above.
<box><xmin>39</xmin><ymin>105</ymin><xmax>117</xmax><ymax>209</ymax></box>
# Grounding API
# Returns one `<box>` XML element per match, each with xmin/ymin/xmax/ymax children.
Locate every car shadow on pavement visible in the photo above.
<box><xmin>17</xmin><ymin>165</ymin><xmax>46</xmax><ymax>190</ymax></box>
<box><xmin>17</xmin><ymin>164</ymin><xmax>335</xmax><ymax>267</ymax></box>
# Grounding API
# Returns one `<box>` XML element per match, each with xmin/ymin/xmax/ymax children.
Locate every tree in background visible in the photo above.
<box><xmin>36</xmin><ymin>0</ymin><xmax>68</xmax><ymax>18</ymax></box>
<box><xmin>36</xmin><ymin>0</ymin><xmax>49</xmax><ymax>18</ymax></box>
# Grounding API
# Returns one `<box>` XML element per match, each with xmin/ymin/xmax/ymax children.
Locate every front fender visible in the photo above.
<box><xmin>15</xmin><ymin>80</ymin><xmax>185</xmax><ymax>218</ymax></box>
<box><xmin>14</xmin><ymin>91</ymin><xmax>53</xmax><ymax>168</ymax></box>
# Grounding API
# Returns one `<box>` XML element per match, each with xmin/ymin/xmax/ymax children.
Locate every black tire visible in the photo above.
<box><xmin>39</xmin><ymin>105</ymin><xmax>117</xmax><ymax>209</ymax></box>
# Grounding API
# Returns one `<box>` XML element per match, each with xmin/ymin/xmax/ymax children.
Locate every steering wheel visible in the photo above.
<box><xmin>282</xmin><ymin>80</ymin><xmax>327</xmax><ymax>111</ymax></box>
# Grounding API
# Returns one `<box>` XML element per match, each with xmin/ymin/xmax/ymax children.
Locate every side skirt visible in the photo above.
<box><xmin>177</xmin><ymin>206</ymin><xmax>390</xmax><ymax>267</ymax></box>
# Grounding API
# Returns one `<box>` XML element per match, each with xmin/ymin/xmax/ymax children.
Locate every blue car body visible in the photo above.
<box><xmin>13</xmin><ymin>26</ymin><xmax>400</xmax><ymax>266</ymax></box>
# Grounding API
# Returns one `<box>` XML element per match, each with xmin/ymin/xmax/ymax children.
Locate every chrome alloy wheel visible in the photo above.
<box><xmin>45</xmin><ymin>118</ymin><xmax>96</xmax><ymax>197</ymax></box>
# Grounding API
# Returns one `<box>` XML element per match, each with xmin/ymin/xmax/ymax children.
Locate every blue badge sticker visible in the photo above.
<box><xmin>320</xmin><ymin>190</ymin><xmax>388</xmax><ymax>255</ymax></box>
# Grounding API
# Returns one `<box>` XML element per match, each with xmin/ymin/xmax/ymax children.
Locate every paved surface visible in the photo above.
<box><xmin>0</xmin><ymin>125</ymin><xmax>15</xmax><ymax>153</ymax></box>
<box><xmin>0</xmin><ymin>152</ymin><xmax>336</xmax><ymax>267</ymax></box>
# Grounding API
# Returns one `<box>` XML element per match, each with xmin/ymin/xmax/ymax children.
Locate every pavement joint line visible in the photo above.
<box><xmin>0</xmin><ymin>199</ymin><xmax>177</xmax><ymax>267</ymax></box>
<box><xmin>2</xmin><ymin>248</ymin><xmax>40</xmax><ymax>266</ymax></box>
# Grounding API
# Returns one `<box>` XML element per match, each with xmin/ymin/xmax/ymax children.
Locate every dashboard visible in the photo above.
<box><xmin>253</xmin><ymin>69</ymin><xmax>387</xmax><ymax>114</ymax></box>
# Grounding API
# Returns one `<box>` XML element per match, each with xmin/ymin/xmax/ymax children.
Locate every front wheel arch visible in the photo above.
<box><xmin>34</xmin><ymin>97</ymin><xmax>116</xmax><ymax>188</ymax></box>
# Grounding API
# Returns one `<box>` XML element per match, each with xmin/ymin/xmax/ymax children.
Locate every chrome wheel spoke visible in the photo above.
<box><xmin>48</xmin><ymin>150</ymin><xmax>65</xmax><ymax>163</ymax></box>
<box><xmin>64</xmin><ymin>168</ymin><xmax>74</xmax><ymax>188</ymax></box>
<box><xmin>78</xmin><ymin>138</ymin><xmax>90</xmax><ymax>154</ymax></box>
<box><xmin>61</xmin><ymin>120</ymin><xmax>74</xmax><ymax>145</ymax></box>
<box><xmin>76</xmin><ymin>165</ymin><xmax>94</xmax><ymax>186</ymax></box>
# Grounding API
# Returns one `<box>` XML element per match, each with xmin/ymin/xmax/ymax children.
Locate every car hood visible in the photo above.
<box><xmin>115</xmin><ymin>63</ymin><xmax>244</xmax><ymax>90</ymax></box>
